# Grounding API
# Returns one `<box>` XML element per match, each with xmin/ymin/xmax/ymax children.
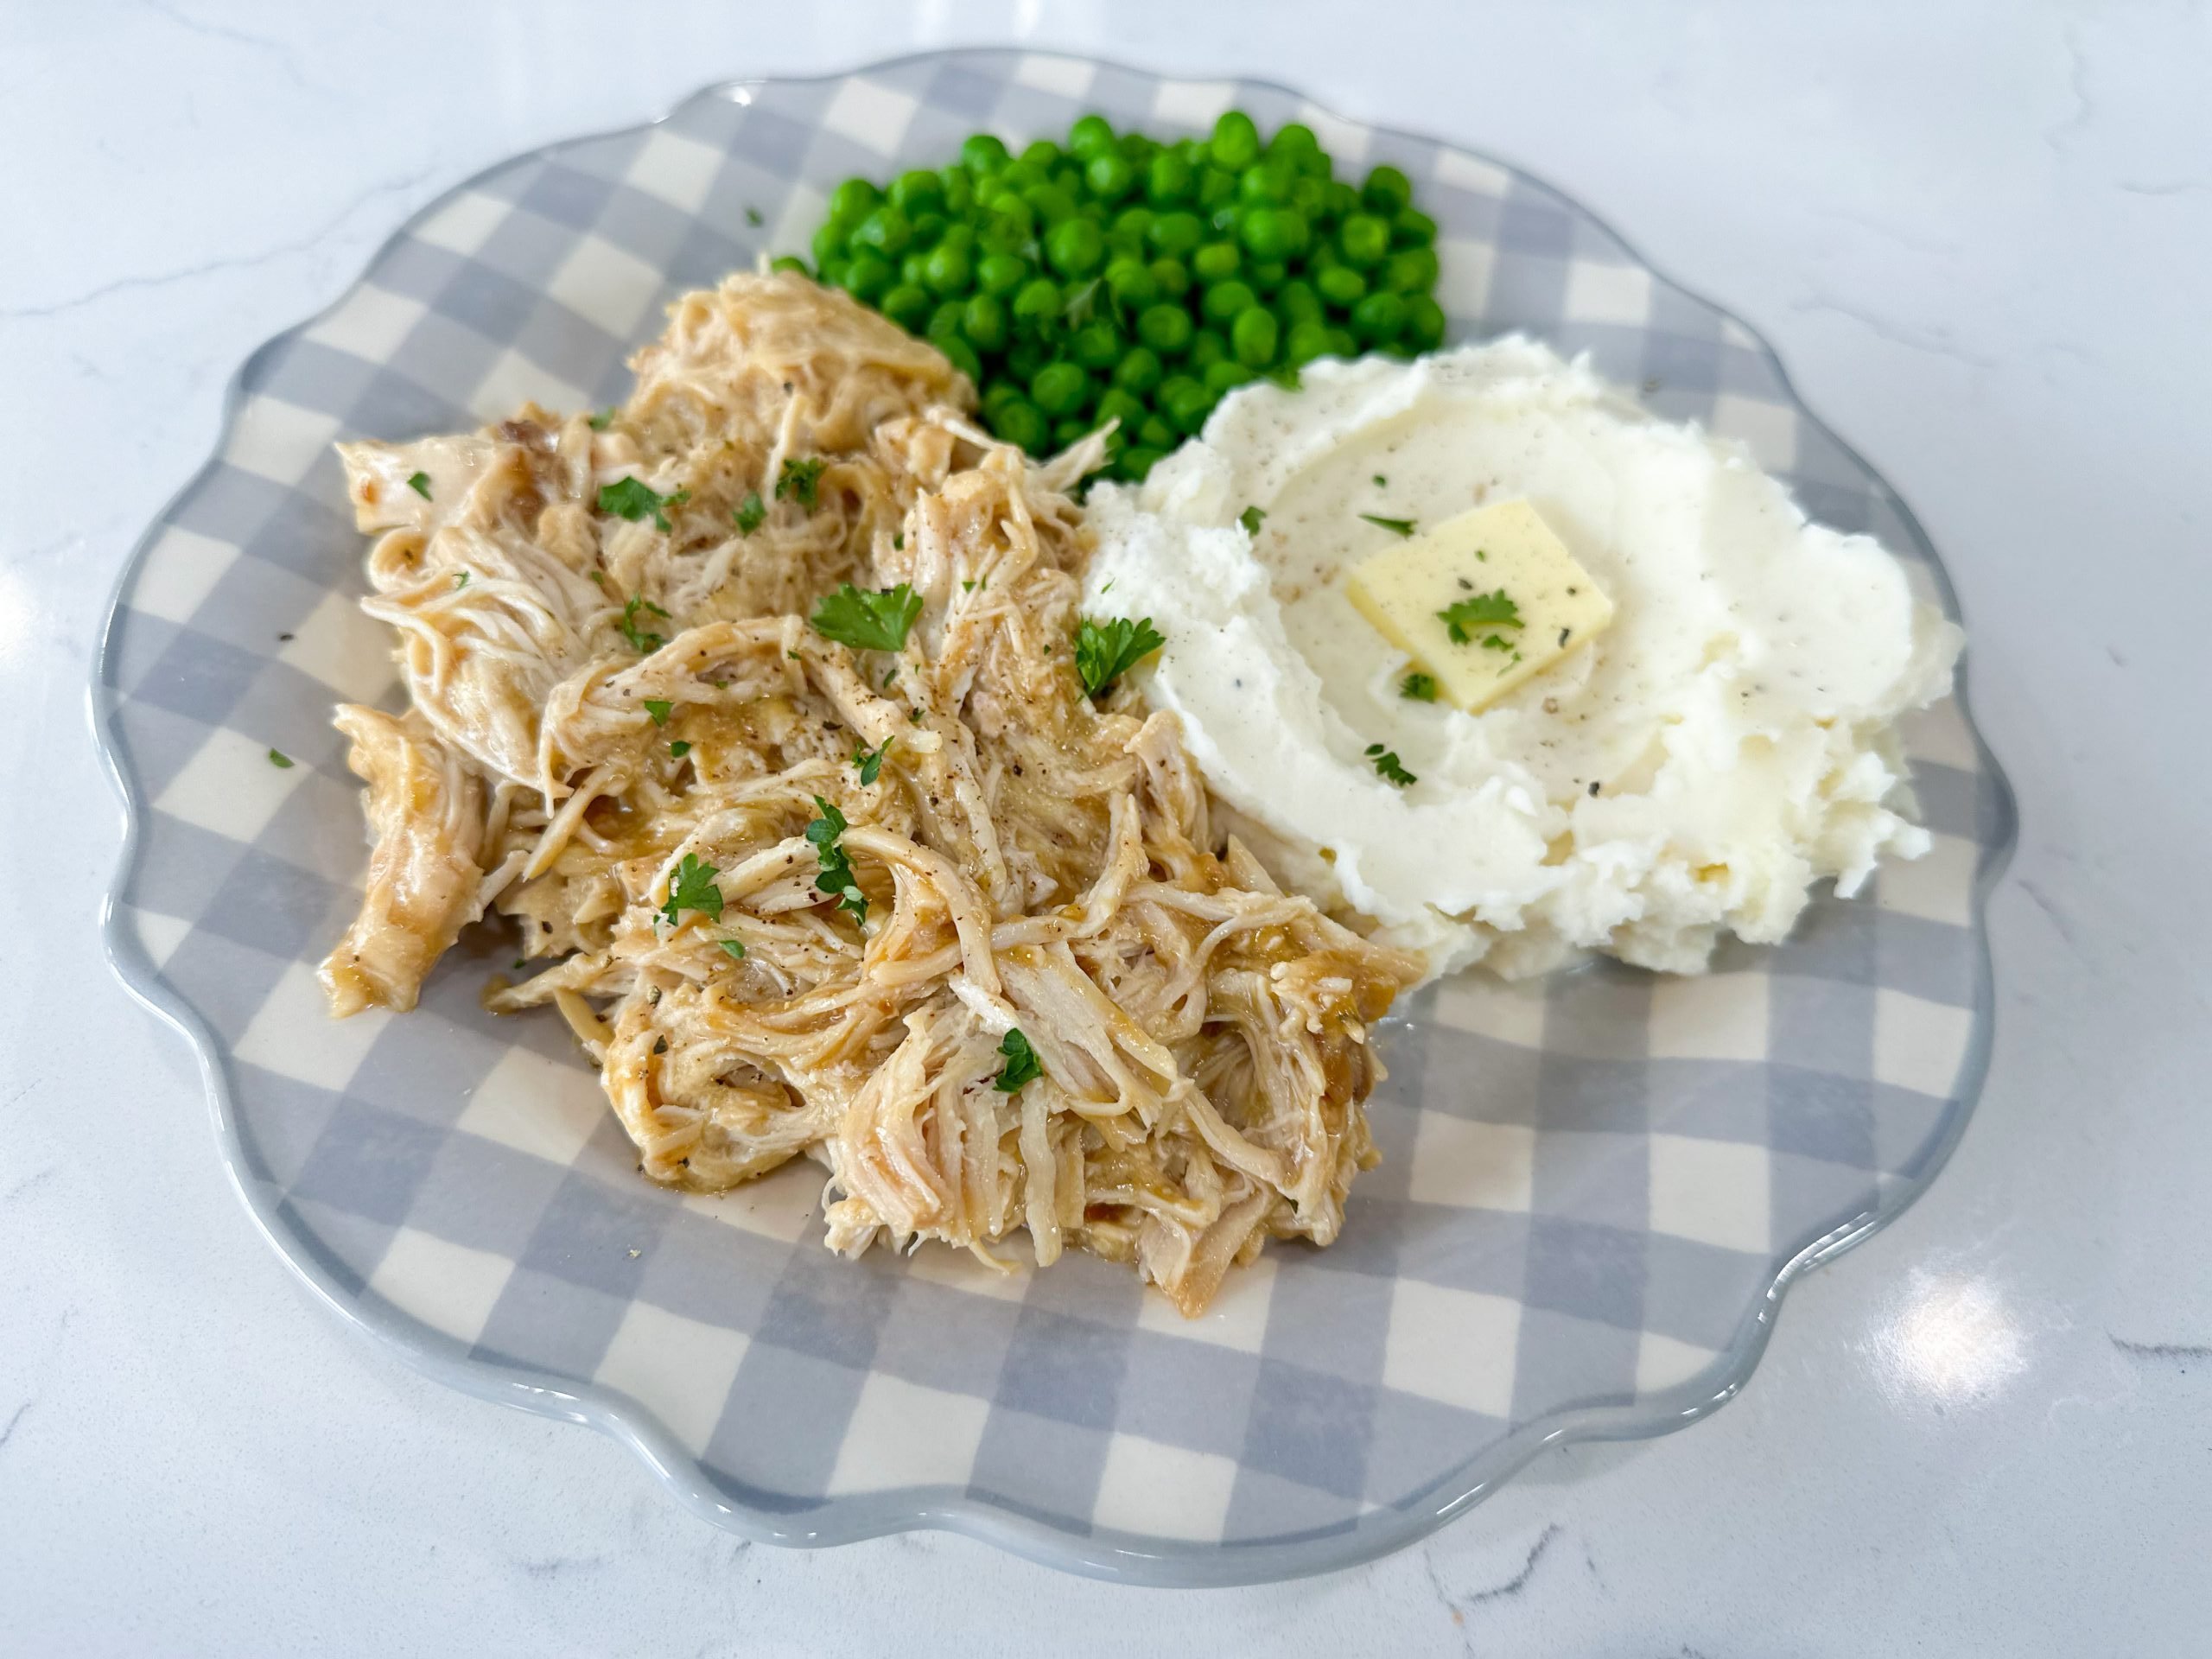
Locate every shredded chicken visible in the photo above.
<box><xmin>319</xmin><ymin>270</ymin><xmax>1419</xmax><ymax>1313</ymax></box>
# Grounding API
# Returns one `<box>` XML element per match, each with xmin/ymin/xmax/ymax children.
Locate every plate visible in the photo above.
<box><xmin>92</xmin><ymin>48</ymin><xmax>2015</xmax><ymax>1585</ymax></box>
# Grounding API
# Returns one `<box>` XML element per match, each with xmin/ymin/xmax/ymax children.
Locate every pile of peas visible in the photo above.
<box><xmin>790</xmin><ymin>109</ymin><xmax>1446</xmax><ymax>482</ymax></box>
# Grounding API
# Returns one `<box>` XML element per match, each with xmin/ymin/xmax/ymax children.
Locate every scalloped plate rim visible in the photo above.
<box><xmin>88</xmin><ymin>46</ymin><xmax>2019</xmax><ymax>1588</ymax></box>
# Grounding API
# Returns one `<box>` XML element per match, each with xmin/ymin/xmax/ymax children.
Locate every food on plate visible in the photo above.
<box><xmin>796</xmin><ymin>108</ymin><xmax>1446</xmax><ymax>484</ymax></box>
<box><xmin>1082</xmin><ymin>338</ymin><xmax>1963</xmax><ymax>981</ymax></box>
<box><xmin>317</xmin><ymin>270</ymin><xmax>1420</xmax><ymax>1316</ymax></box>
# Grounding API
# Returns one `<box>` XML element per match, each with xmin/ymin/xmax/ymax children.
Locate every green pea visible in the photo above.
<box><xmin>1137</xmin><ymin>302</ymin><xmax>1193</xmax><ymax>355</ymax></box>
<box><xmin>1084</xmin><ymin>152</ymin><xmax>1136</xmax><ymax>201</ymax></box>
<box><xmin>842</xmin><ymin>252</ymin><xmax>894</xmax><ymax>302</ymax></box>
<box><xmin>982</xmin><ymin>379</ymin><xmax>1023</xmax><ymax>415</ymax></box>
<box><xmin>1196</xmin><ymin>167</ymin><xmax>1236</xmax><ymax>210</ymax></box>
<box><xmin>1382</xmin><ymin>245</ymin><xmax>1440</xmax><ymax>294</ymax></box>
<box><xmin>769</xmin><ymin>255</ymin><xmax>810</xmax><ymax>277</ymax></box>
<box><xmin>1392</xmin><ymin>207</ymin><xmax>1438</xmax><ymax>248</ymax></box>
<box><xmin>851</xmin><ymin>207</ymin><xmax>913</xmax><ymax>259</ymax></box>
<box><xmin>1199</xmin><ymin>278</ymin><xmax>1256</xmax><ymax>326</ymax></box>
<box><xmin>1006</xmin><ymin>337</ymin><xmax>1050</xmax><ymax>382</ymax></box>
<box><xmin>1147</xmin><ymin>211</ymin><xmax>1205</xmax><ymax>257</ymax></box>
<box><xmin>1326</xmin><ymin>325</ymin><xmax>1359</xmax><ymax>358</ymax></box>
<box><xmin>1209</xmin><ymin>204</ymin><xmax>1243</xmax><ymax>239</ymax></box>
<box><xmin>1113</xmin><ymin>346</ymin><xmax>1164</xmax><ymax>394</ymax></box>
<box><xmin>1285</xmin><ymin>318</ymin><xmax>1332</xmax><ymax>365</ymax></box>
<box><xmin>1205</xmin><ymin>358</ymin><xmax>1255</xmax><ymax>396</ymax></box>
<box><xmin>961</xmin><ymin>134</ymin><xmax>1010</xmax><ymax>175</ymax></box>
<box><xmin>910</xmin><ymin>211</ymin><xmax>950</xmax><ymax>249</ymax></box>
<box><xmin>1052</xmin><ymin>415</ymin><xmax>1094</xmax><ymax>448</ymax></box>
<box><xmin>1136</xmin><ymin>413</ymin><xmax>1177</xmax><ymax>450</ymax></box>
<box><xmin>1315</xmin><ymin>264</ymin><xmax>1367</xmax><ymax>309</ymax></box>
<box><xmin>998</xmin><ymin>158</ymin><xmax>1044</xmax><ymax>194</ymax></box>
<box><xmin>1120</xmin><ymin>130</ymin><xmax>1157</xmax><ymax>163</ymax></box>
<box><xmin>926</xmin><ymin>299</ymin><xmax>965</xmax><ymax>340</ymax></box>
<box><xmin>818</xmin><ymin>256</ymin><xmax>850</xmax><ymax>289</ymax></box>
<box><xmin>1405</xmin><ymin>294</ymin><xmax>1447</xmax><ymax>352</ymax></box>
<box><xmin>1020</xmin><ymin>139</ymin><xmax>1061</xmax><ymax>170</ymax></box>
<box><xmin>1246</xmin><ymin>259</ymin><xmax>1287</xmax><ymax>291</ymax></box>
<box><xmin>1289</xmin><ymin>175</ymin><xmax>1325</xmax><ymax>217</ymax></box>
<box><xmin>940</xmin><ymin>166</ymin><xmax>975</xmax><ymax>214</ymax></box>
<box><xmin>888</xmin><ymin>169</ymin><xmax>944</xmax><ymax>216</ymax></box>
<box><xmin>993</xmin><ymin>396</ymin><xmax>1049</xmax><ymax>453</ymax></box>
<box><xmin>1339</xmin><ymin>213</ymin><xmax>1391</xmax><ymax>267</ymax></box>
<box><xmin>923</xmin><ymin>242</ymin><xmax>972</xmax><ymax>296</ymax></box>
<box><xmin>1187</xmin><ymin>328</ymin><xmax>1229</xmax><ymax>370</ymax></box>
<box><xmin>1012</xmin><ymin>276</ymin><xmax>1063</xmax><ymax>326</ymax></box>
<box><xmin>1271</xmin><ymin>122</ymin><xmax>1319</xmax><ymax>158</ymax></box>
<box><xmin>1095</xmin><ymin>386</ymin><xmax>1147</xmax><ymax>433</ymax></box>
<box><xmin>1024</xmin><ymin>181</ymin><xmax>1079</xmax><ymax>225</ymax></box>
<box><xmin>1351</xmin><ymin>289</ymin><xmax>1407</xmax><ymax>342</ymax></box>
<box><xmin>976</xmin><ymin>251</ymin><xmax>1029</xmax><ymax>297</ymax></box>
<box><xmin>1117</xmin><ymin>444</ymin><xmax>1164</xmax><ymax>481</ymax></box>
<box><xmin>1239</xmin><ymin>207</ymin><xmax>1309</xmax><ymax>262</ymax></box>
<box><xmin>829</xmin><ymin>177</ymin><xmax>882</xmax><ymax>222</ymax></box>
<box><xmin>1276</xmin><ymin>278</ymin><xmax>1323</xmax><ymax>325</ymax></box>
<box><xmin>963</xmin><ymin>291</ymin><xmax>1008</xmax><ymax>351</ymax></box>
<box><xmin>1324</xmin><ymin>180</ymin><xmax>1360</xmax><ymax>220</ymax></box>
<box><xmin>1362</xmin><ymin>163</ymin><xmax>1414</xmax><ymax>215</ymax></box>
<box><xmin>1071</xmin><ymin>319</ymin><xmax>1122</xmax><ymax>371</ymax></box>
<box><xmin>1031</xmin><ymin>360</ymin><xmax>1090</xmax><ymax>416</ymax></box>
<box><xmin>1046</xmin><ymin>217</ymin><xmax>1106</xmax><ymax>277</ymax></box>
<box><xmin>1105</xmin><ymin>257</ymin><xmax>1160</xmax><ymax>309</ymax></box>
<box><xmin>899</xmin><ymin>251</ymin><xmax>931</xmax><ymax>287</ymax></box>
<box><xmin>1109</xmin><ymin>206</ymin><xmax>1155</xmax><ymax>252</ymax></box>
<box><xmin>940</xmin><ymin>337</ymin><xmax>982</xmax><ymax>385</ymax></box>
<box><xmin>1192</xmin><ymin>240</ymin><xmax>1241</xmax><ymax>283</ymax></box>
<box><xmin>1211</xmin><ymin>110</ymin><xmax>1261</xmax><ymax>169</ymax></box>
<box><xmin>1149</xmin><ymin>256</ymin><xmax>1192</xmax><ymax>298</ymax></box>
<box><xmin>1238</xmin><ymin>160</ymin><xmax>1294</xmax><ymax>206</ymax></box>
<box><xmin>1147</xmin><ymin>149</ymin><xmax>1195</xmax><ymax>205</ymax></box>
<box><xmin>811</xmin><ymin>220</ymin><xmax>849</xmax><ymax>268</ymax></box>
<box><xmin>1069</xmin><ymin>113</ymin><xmax>1117</xmax><ymax>160</ymax></box>
<box><xmin>1229</xmin><ymin>307</ymin><xmax>1279</xmax><ymax>369</ymax></box>
<box><xmin>1162</xmin><ymin>373</ymin><xmax>1217</xmax><ymax>433</ymax></box>
<box><xmin>879</xmin><ymin>283</ymin><xmax>931</xmax><ymax>331</ymax></box>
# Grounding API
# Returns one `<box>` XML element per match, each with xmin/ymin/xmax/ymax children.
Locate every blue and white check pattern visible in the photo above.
<box><xmin>98</xmin><ymin>50</ymin><xmax>2012</xmax><ymax>1584</ymax></box>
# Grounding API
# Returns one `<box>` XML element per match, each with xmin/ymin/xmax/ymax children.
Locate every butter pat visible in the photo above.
<box><xmin>1344</xmin><ymin>499</ymin><xmax>1614</xmax><ymax>712</ymax></box>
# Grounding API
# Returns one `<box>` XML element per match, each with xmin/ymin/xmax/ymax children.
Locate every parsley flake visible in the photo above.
<box><xmin>804</xmin><ymin>796</ymin><xmax>868</xmax><ymax>926</ymax></box>
<box><xmin>598</xmin><ymin>476</ymin><xmax>688</xmax><ymax>532</ymax></box>
<box><xmin>854</xmin><ymin>739</ymin><xmax>893</xmax><ymax>786</ymax></box>
<box><xmin>658</xmin><ymin>853</ymin><xmax>724</xmax><ymax>928</ymax></box>
<box><xmin>1439</xmin><ymin>590</ymin><xmax>1523</xmax><ymax>645</ymax></box>
<box><xmin>733</xmin><ymin>491</ymin><xmax>766</xmax><ymax>534</ymax></box>
<box><xmin>643</xmin><ymin>698</ymin><xmax>672</xmax><ymax>726</ymax></box>
<box><xmin>993</xmin><ymin>1028</ymin><xmax>1042</xmax><ymax>1093</ymax></box>
<box><xmin>718</xmin><ymin>938</ymin><xmax>747</xmax><ymax>960</ymax></box>
<box><xmin>406</xmin><ymin>471</ymin><xmax>432</xmax><ymax>499</ymax></box>
<box><xmin>811</xmin><ymin>582</ymin><xmax>923</xmax><ymax>652</ymax></box>
<box><xmin>1365</xmin><ymin>743</ymin><xmax>1417</xmax><ymax>786</ymax></box>
<box><xmin>893</xmin><ymin>531</ymin><xmax>905</xmax><ymax>550</ymax></box>
<box><xmin>1371</xmin><ymin>473</ymin><xmax>1388</xmax><ymax>487</ymax></box>
<box><xmin>618</xmin><ymin>593</ymin><xmax>670</xmax><ymax>653</ymax></box>
<box><xmin>588</xmin><ymin>406</ymin><xmax>616</xmax><ymax>431</ymax></box>
<box><xmin>267</xmin><ymin>748</ymin><xmax>293</xmax><ymax>768</ymax></box>
<box><xmin>1075</xmin><ymin>615</ymin><xmax>1166</xmax><ymax>698</ymax></box>
<box><xmin>745</xmin><ymin>206</ymin><xmax>764</xmax><ymax>227</ymax></box>
<box><xmin>1359</xmin><ymin>512</ymin><xmax>1417</xmax><ymax>537</ymax></box>
<box><xmin>776</xmin><ymin>456</ymin><xmax>825</xmax><ymax>512</ymax></box>
<box><xmin>1401</xmin><ymin>671</ymin><xmax>1438</xmax><ymax>702</ymax></box>
<box><xmin>1238</xmin><ymin>505</ymin><xmax>1267</xmax><ymax>536</ymax></box>
<box><xmin>670</xmin><ymin>740</ymin><xmax>691</xmax><ymax>759</ymax></box>
<box><xmin>454</xmin><ymin>570</ymin><xmax>469</xmax><ymax>588</ymax></box>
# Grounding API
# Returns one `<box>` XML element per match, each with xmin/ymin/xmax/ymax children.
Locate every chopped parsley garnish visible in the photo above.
<box><xmin>1075</xmin><ymin>615</ymin><xmax>1166</xmax><ymax>698</ymax></box>
<box><xmin>1365</xmin><ymin>744</ymin><xmax>1417</xmax><ymax>786</ymax></box>
<box><xmin>453</xmin><ymin>571</ymin><xmax>469</xmax><ymax>588</ymax></box>
<box><xmin>669</xmin><ymin>740</ymin><xmax>691</xmax><ymax>759</ymax></box>
<box><xmin>893</xmin><ymin>531</ymin><xmax>905</xmax><ymax>550</ymax></box>
<box><xmin>618</xmin><ymin>593</ymin><xmax>670</xmax><ymax>653</ymax></box>
<box><xmin>1371</xmin><ymin>473</ymin><xmax>1388</xmax><ymax>487</ymax></box>
<box><xmin>658</xmin><ymin>853</ymin><xmax>724</xmax><ymax>928</ymax></box>
<box><xmin>643</xmin><ymin>698</ymin><xmax>672</xmax><ymax>726</ymax></box>
<box><xmin>961</xmin><ymin>579</ymin><xmax>976</xmax><ymax>592</ymax></box>
<box><xmin>853</xmin><ymin>739</ymin><xmax>893</xmax><ymax>786</ymax></box>
<box><xmin>776</xmin><ymin>456</ymin><xmax>825</xmax><ymax>512</ymax></box>
<box><xmin>1238</xmin><ymin>505</ymin><xmax>1267</xmax><ymax>536</ymax></box>
<box><xmin>993</xmin><ymin>1028</ymin><xmax>1042</xmax><ymax>1093</ymax></box>
<box><xmin>267</xmin><ymin>747</ymin><xmax>294</xmax><ymax>768</ymax></box>
<box><xmin>745</xmin><ymin>206</ymin><xmax>764</xmax><ymax>226</ymax></box>
<box><xmin>733</xmin><ymin>491</ymin><xmax>766</xmax><ymax>534</ymax></box>
<box><xmin>406</xmin><ymin>471</ymin><xmax>432</xmax><ymax>499</ymax></box>
<box><xmin>1359</xmin><ymin>512</ymin><xmax>1417</xmax><ymax>537</ymax></box>
<box><xmin>598</xmin><ymin>476</ymin><xmax>689</xmax><ymax>532</ymax></box>
<box><xmin>811</xmin><ymin>582</ymin><xmax>922</xmax><ymax>652</ymax></box>
<box><xmin>804</xmin><ymin>795</ymin><xmax>868</xmax><ymax>926</ymax></box>
<box><xmin>588</xmin><ymin>406</ymin><xmax>616</xmax><ymax>431</ymax></box>
<box><xmin>1481</xmin><ymin>634</ymin><xmax>1514</xmax><ymax>652</ymax></box>
<box><xmin>718</xmin><ymin>938</ymin><xmax>746</xmax><ymax>960</ymax></box>
<box><xmin>1400</xmin><ymin>671</ymin><xmax>1438</xmax><ymax>702</ymax></box>
<box><xmin>1438</xmin><ymin>589</ymin><xmax>1522</xmax><ymax>645</ymax></box>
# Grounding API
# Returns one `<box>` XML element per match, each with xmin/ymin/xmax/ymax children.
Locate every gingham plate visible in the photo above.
<box><xmin>93</xmin><ymin>49</ymin><xmax>2015</xmax><ymax>1585</ymax></box>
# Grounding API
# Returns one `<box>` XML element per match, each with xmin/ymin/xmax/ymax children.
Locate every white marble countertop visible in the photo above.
<box><xmin>4</xmin><ymin>3</ymin><xmax>2209</xmax><ymax>1653</ymax></box>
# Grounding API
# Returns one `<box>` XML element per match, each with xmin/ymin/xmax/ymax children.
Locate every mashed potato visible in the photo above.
<box><xmin>1084</xmin><ymin>339</ymin><xmax>1961</xmax><ymax>981</ymax></box>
